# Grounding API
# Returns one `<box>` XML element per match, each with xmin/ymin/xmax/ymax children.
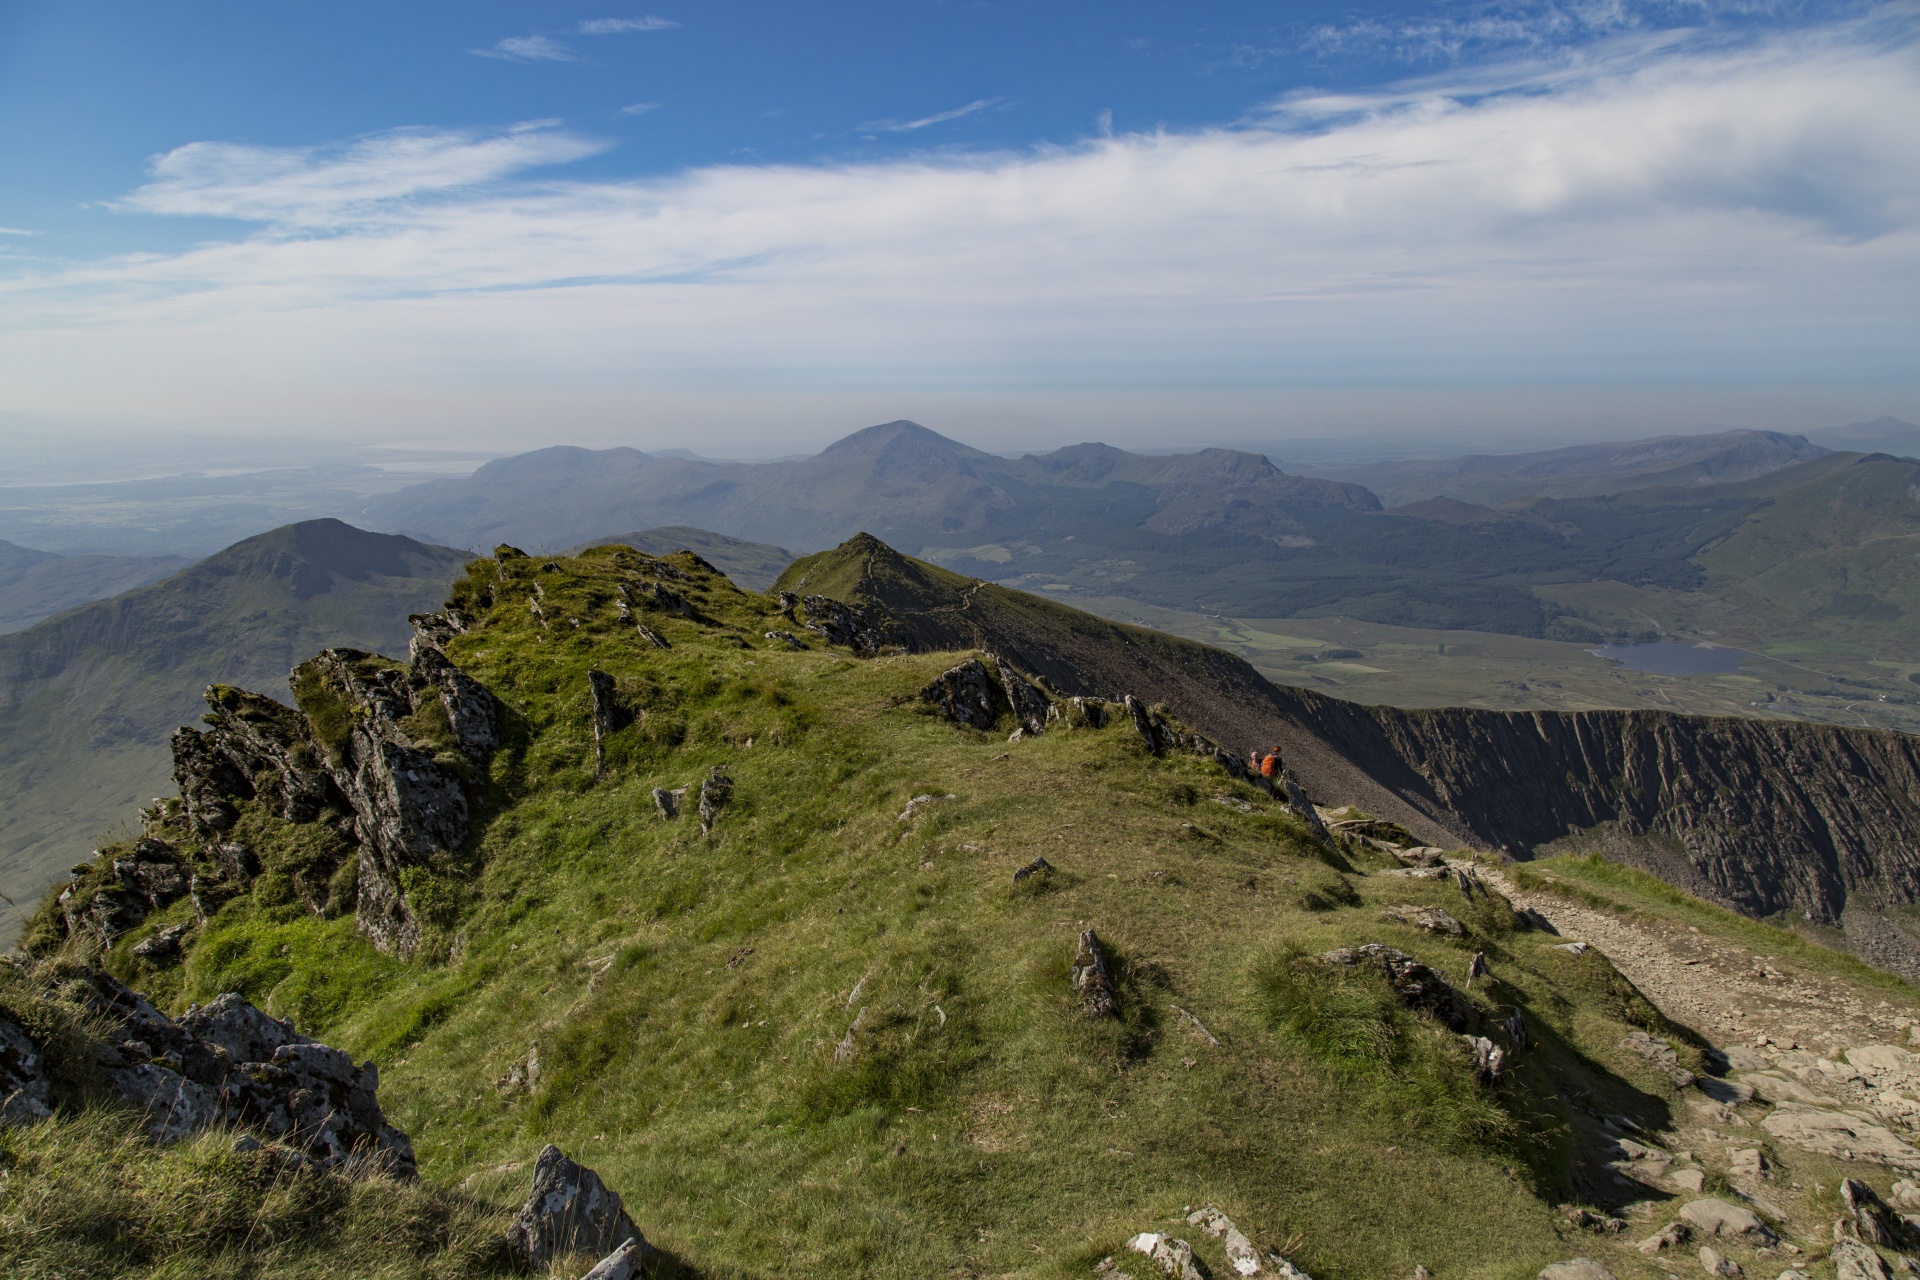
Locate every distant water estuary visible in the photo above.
<box><xmin>1590</xmin><ymin>641</ymin><xmax>1752</xmax><ymax>675</ymax></box>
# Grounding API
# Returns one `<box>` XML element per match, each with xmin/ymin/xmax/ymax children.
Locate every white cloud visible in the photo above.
<box><xmin>864</xmin><ymin>99</ymin><xmax>1000</xmax><ymax>132</ymax></box>
<box><xmin>113</xmin><ymin>123</ymin><xmax>607</xmax><ymax>227</ymax></box>
<box><xmin>0</xmin><ymin>228</ymin><xmax>38</xmax><ymax>236</ymax></box>
<box><xmin>473</xmin><ymin>35</ymin><xmax>579</xmax><ymax>62</ymax></box>
<box><xmin>618</xmin><ymin>102</ymin><xmax>663</xmax><ymax>117</ymax></box>
<box><xmin>2</xmin><ymin>20</ymin><xmax>1916</xmax><ymax>431</ymax></box>
<box><xmin>579</xmin><ymin>16</ymin><xmax>678</xmax><ymax>34</ymax></box>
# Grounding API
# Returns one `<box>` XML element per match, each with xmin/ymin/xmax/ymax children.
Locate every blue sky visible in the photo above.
<box><xmin>1</xmin><ymin>1</ymin><xmax>1916</xmax><ymax>453</ymax></box>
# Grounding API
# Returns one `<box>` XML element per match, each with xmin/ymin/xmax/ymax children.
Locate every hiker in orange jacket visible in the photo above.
<box><xmin>1259</xmin><ymin>749</ymin><xmax>1281</xmax><ymax>779</ymax></box>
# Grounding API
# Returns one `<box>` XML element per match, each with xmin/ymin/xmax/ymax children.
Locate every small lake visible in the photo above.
<box><xmin>1589</xmin><ymin>641</ymin><xmax>1753</xmax><ymax>676</ymax></box>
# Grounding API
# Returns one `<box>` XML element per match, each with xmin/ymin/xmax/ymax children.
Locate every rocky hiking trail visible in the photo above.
<box><xmin>1476</xmin><ymin>860</ymin><xmax>1920</xmax><ymax>1277</ymax></box>
<box><xmin>1485</xmin><ymin>869</ymin><xmax>1917</xmax><ymax>1057</ymax></box>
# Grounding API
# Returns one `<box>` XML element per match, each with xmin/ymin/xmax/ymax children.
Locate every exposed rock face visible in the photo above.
<box><xmin>582</xmin><ymin>1239</ymin><xmax>651</xmax><ymax>1280</ymax></box>
<box><xmin>587</xmin><ymin>669</ymin><xmax>633</xmax><ymax>776</ymax></box>
<box><xmin>1830</xmin><ymin>1237</ymin><xmax>1891</xmax><ymax>1280</ymax></box>
<box><xmin>1840</xmin><ymin>1177</ymin><xmax>1907</xmax><ymax>1247</ymax></box>
<box><xmin>1124</xmin><ymin>695</ymin><xmax>1161</xmax><ymax>753</ymax></box>
<box><xmin>407</xmin><ymin>608</ymin><xmax>467</xmax><ymax>659</ymax></box>
<box><xmin>1125</xmin><ymin>1233</ymin><xmax>1204</xmax><ymax>1280</ymax></box>
<box><xmin>413</xmin><ymin>644</ymin><xmax>498</xmax><ymax>761</ymax></box>
<box><xmin>651</xmin><ymin>786</ymin><xmax>683</xmax><ymax>820</ymax></box>
<box><xmin>1384</xmin><ymin>904</ymin><xmax>1466</xmax><ymax>937</ymax></box>
<box><xmin>1761</xmin><ymin>1101</ymin><xmax>1920</xmax><ymax>1164</ymax></box>
<box><xmin>1186</xmin><ymin>1206</ymin><xmax>1304</xmax><ymax>1277</ymax></box>
<box><xmin>994</xmin><ymin>657</ymin><xmax>1051</xmax><ymax>736</ymax></box>
<box><xmin>1538</xmin><ymin>1261</ymin><xmax>1617</xmax><ymax>1280</ymax></box>
<box><xmin>798</xmin><ymin>595</ymin><xmax>894</xmax><ymax>656</ymax></box>
<box><xmin>1320</xmin><ymin>944</ymin><xmax>1468</xmax><ymax>1030</ymax></box>
<box><xmin>1286</xmin><ymin>695</ymin><xmax>1920</xmax><ymax>976</ymax></box>
<box><xmin>13</xmin><ymin>968</ymin><xmax>414</xmax><ymax>1172</ymax></box>
<box><xmin>698</xmin><ymin>769</ymin><xmax>733</xmax><ymax>835</ymax></box>
<box><xmin>299</xmin><ymin>651</ymin><xmax>473</xmax><ymax>957</ymax></box>
<box><xmin>505</xmin><ymin>1144</ymin><xmax>645</xmax><ymax>1268</ymax></box>
<box><xmin>1048</xmin><ymin>696</ymin><xmax>1110</xmax><ymax>730</ymax></box>
<box><xmin>1071</xmin><ymin>929</ymin><xmax>1118</xmax><ymax>1019</ymax></box>
<box><xmin>920</xmin><ymin>658</ymin><xmax>1001</xmax><ymax>731</ymax></box>
<box><xmin>138</xmin><ymin>642</ymin><xmax>501</xmax><ymax>958</ymax></box>
<box><xmin>0</xmin><ymin>1014</ymin><xmax>52</xmax><ymax>1126</ymax></box>
<box><xmin>175</xmin><ymin>685</ymin><xmax>338</xmax><ymax>829</ymax></box>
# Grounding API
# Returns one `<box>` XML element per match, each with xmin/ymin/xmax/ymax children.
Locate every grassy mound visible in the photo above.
<box><xmin>14</xmin><ymin>543</ymin><xmax>1733</xmax><ymax>1277</ymax></box>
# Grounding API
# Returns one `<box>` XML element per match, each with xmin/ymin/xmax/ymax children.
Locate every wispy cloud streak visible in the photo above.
<box><xmin>473</xmin><ymin>35</ymin><xmax>579</xmax><ymax>62</ymax></box>
<box><xmin>864</xmin><ymin>99</ymin><xmax>1000</xmax><ymax>132</ymax></box>
<box><xmin>579</xmin><ymin>16</ymin><xmax>678</xmax><ymax>34</ymax></box>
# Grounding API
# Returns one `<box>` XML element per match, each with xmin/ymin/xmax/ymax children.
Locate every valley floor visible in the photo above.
<box><xmin>1067</xmin><ymin>593</ymin><xmax>1920</xmax><ymax>735</ymax></box>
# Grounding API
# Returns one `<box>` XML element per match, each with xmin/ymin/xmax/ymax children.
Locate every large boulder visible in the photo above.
<box><xmin>1831</xmin><ymin>1238</ymin><xmax>1891</xmax><ymax>1280</ymax></box>
<box><xmin>221</xmin><ymin>1042</ymin><xmax>416</xmax><ymax>1176</ymax></box>
<box><xmin>1677</xmin><ymin>1198</ymin><xmax>1778</xmax><ymax>1245</ymax></box>
<box><xmin>505</xmin><ymin>1145</ymin><xmax>646</xmax><ymax>1268</ymax></box>
<box><xmin>1760</xmin><ymin>1102</ymin><xmax>1920</xmax><ymax>1165</ymax></box>
<box><xmin>1538</xmin><ymin>1262</ymin><xmax>1616</xmax><ymax>1280</ymax></box>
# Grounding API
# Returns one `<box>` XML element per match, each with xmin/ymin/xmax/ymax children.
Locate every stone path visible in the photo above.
<box><xmin>1481</xmin><ymin>866</ymin><xmax>1917</xmax><ymax>1057</ymax></box>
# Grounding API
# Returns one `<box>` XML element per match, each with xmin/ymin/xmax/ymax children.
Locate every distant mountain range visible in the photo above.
<box><xmin>360</xmin><ymin>419</ymin><xmax>1920</xmax><ymax>649</ymax></box>
<box><xmin>0</xmin><ymin>540</ymin><xmax>188</xmax><ymax>634</ymax></box>
<box><xmin>1308</xmin><ymin>428</ymin><xmax>1831</xmax><ymax>507</ymax></box>
<box><xmin>365</xmin><ymin>420</ymin><xmax>1379</xmax><ymax>554</ymax></box>
<box><xmin>0</xmin><ymin>520</ymin><xmax>467</xmax><ymax>938</ymax></box>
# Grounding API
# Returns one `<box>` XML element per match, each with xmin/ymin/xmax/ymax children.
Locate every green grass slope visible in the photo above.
<box><xmin>7</xmin><ymin>540</ymin><xmax>1793</xmax><ymax>1279</ymax></box>
<box><xmin>1536</xmin><ymin>452</ymin><xmax>1920</xmax><ymax>664</ymax></box>
<box><xmin>0</xmin><ymin>520</ymin><xmax>469</xmax><ymax>940</ymax></box>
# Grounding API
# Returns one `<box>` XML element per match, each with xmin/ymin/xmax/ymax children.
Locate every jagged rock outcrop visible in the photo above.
<box><xmin>143</xmin><ymin>641</ymin><xmax>500</xmax><ymax>958</ymax></box>
<box><xmin>588</xmin><ymin>669</ymin><xmax>634</xmax><ymax>776</ymax></box>
<box><xmin>413</xmin><ymin>644</ymin><xmax>498</xmax><ymax>761</ymax></box>
<box><xmin>698</xmin><ymin>769</ymin><xmax>733</xmax><ymax>835</ymax></box>
<box><xmin>797</xmin><ymin>594</ymin><xmax>895</xmax><ymax>656</ymax></box>
<box><xmin>920</xmin><ymin>658</ymin><xmax>1002</xmax><ymax>731</ymax></box>
<box><xmin>0</xmin><ymin>1013</ymin><xmax>52</xmax><ymax>1125</ymax></box>
<box><xmin>505</xmin><ymin>1145</ymin><xmax>646</xmax><ymax>1268</ymax></box>
<box><xmin>993</xmin><ymin>655</ymin><xmax>1050</xmax><ymax>736</ymax></box>
<box><xmin>4</xmin><ymin>968</ymin><xmax>414</xmax><ymax>1173</ymax></box>
<box><xmin>295</xmin><ymin>649</ymin><xmax>475</xmax><ymax>956</ymax></box>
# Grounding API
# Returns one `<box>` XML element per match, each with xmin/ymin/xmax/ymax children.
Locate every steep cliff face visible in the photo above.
<box><xmin>1281</xmin><ymin>694</ymin><xmax>1920</xmax><ymax>974</ymax></box>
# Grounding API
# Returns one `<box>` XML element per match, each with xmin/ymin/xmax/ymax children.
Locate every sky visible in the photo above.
<box><xmin>0</xmin><ymin>0</ymin><xmax>1917</xmax><ymax>457</ymax></box>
